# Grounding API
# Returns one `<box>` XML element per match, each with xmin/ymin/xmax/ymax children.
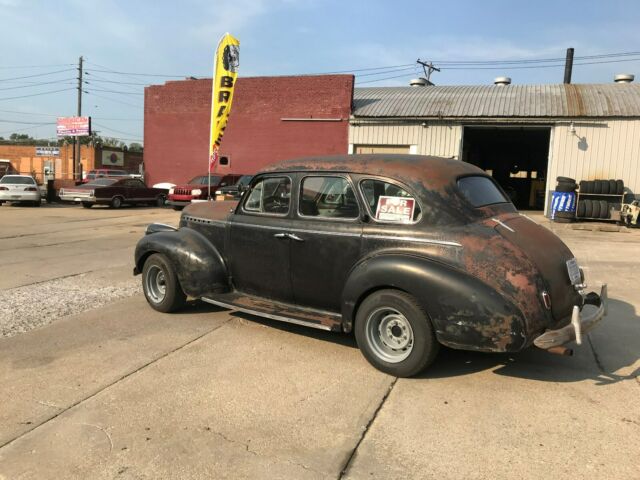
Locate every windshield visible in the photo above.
<box><xmin>0</xmin><ymin>176</ymin><xmax>35</xmax><ymax>185</ymax></box>
<box><xmin>86</xmin><ymin>179</ymin><xmax>118</xmax><ymax>186</ymax></box>
<box><xmin>238</xmin><ymin>175</ymin><xmax>253</xmax><ymax>186</ymax></box>
<box><xmin>457</xmin><ymin>176</ymin><xmax>509</xmax><ymax>207</ymax></box>
<box><xmin>188</xmin><ymin>175</ymin><xmax>220</xmax><ymax>185</ymax></box>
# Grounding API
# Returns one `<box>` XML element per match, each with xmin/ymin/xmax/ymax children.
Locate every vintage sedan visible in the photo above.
<box><xmin>60</xmin><ymin>178</ymin><xmax>166</xmax><ymax>208</ymax></box>
<box><xmin>133</xmin><ymin>155</ymin><xmax>607</xmax><ymax>377</ymax></box>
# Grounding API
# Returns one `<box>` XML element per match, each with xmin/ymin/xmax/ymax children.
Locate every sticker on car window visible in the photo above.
<box><xmin>375</xmin><ymin>196</ymin><xmax>416</xmax><ymax>222</ymax></box>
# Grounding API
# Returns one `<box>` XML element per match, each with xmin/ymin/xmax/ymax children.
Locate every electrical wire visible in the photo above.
<box><xmin>0</xmin><ymin>88</ymin><xmax>75</xmax><ymax>102</ymax></box>
<box><xmin>0</xmin><ymin>63</ymin><xmax>76</xmax><ymax>69</ymax></box>
<box><xmin>85</xmin><ymin>91</ymin><xmax>142</xmax><ymax>108</ymax></box>
<box><xmin>0</xmin><ymin>78</ymin><xmax>76</xmax><ymax>91</ymax></box>
<box><xmin>84</xmin><ymin>86</ymin><xmax>143</xmax><ymax>95</ymax></box>
<box><xmin>92</xmin><ymin>121</ymin><xmax>142</xmax><ymax>138</ymax></box>
<box><xmin>0</xmin><ymin>68</ymin><xmax>76</xmax><ymax>83</ymax></box>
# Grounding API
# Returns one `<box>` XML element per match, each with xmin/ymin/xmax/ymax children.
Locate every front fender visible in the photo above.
<box><xmin>134</xmin><ymin>226</ymin><xmax>229</xmax><ymax>298</ymax></box>
<box><xmin>342</xmin><ymin>254</ymin><xmax>527</xmax><ymax>352</ymax></box>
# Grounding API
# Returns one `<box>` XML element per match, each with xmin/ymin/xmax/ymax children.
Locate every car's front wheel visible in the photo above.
<box><xmin>82</xmin><ymin>202</ymin><xmax>93</xmax><ymax>209</ymax></box>
<box><xmin>142</xmin><ymin>253</ymin><xmax>186</xmax><ymax>313</ymax></box>
<box><xmin>355</xmin><ymin>289</ymin><xmax>439</xmax><ymax>377</ymax></box>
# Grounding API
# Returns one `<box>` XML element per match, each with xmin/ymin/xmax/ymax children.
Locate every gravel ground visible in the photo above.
<box><xmin>0</xmin><ymin>274</ymin><xmax>141</xmax><ymax>338</ymax></box>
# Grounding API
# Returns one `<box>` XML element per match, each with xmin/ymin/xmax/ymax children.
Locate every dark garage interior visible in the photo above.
<box><xmin>461</xmin><ymin>126</ymin><xmax>551</xmax><ymax>210</ymax></box>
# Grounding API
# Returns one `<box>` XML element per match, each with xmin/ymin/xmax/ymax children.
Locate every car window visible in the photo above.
<box><xmin>360</xmin><ymin>179</ymin><xmax>421</xmax><ymax>223</ymax></box>
<box><xmin>87</xmin><ymin>179</ymin><xmax>118</xmax><ymax>186</ymax></box>
<box><xmin>457</xmin><ymin>176</ymin><xmax>509</xmax><ymax>207</ymax></box>
<box><xmin>243</xmin><ymin>176</ymin><xmax>291</xmax><ymax>215</ymax></box>
<box><xmin>299</xmin><ymin>176</ymin><xmax>359</xmax><ymax>219</ymax></box>
<box><xmin>0</xmin><ymin>176</ymin><xmax>35</xmax><ymax>185</ymax></box>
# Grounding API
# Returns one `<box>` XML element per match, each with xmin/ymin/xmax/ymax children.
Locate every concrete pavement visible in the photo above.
<box><xmin>0</xmin><ymin>205</ymin><xmax>638</xmax><ymax>479</ymax></box>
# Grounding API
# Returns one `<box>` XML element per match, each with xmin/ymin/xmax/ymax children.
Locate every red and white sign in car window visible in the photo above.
<box><xmin>375</xmin><ymin>196</ymin><xmax>416</xmax><ymax>222</ymax></box>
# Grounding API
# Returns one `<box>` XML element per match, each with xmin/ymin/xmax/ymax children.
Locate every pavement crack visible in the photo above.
<box><xmin>0</xmin><ymin>319</ymin><xmax>231</xmax><ymax>451</ymax></box>
<box><xmin>337</xmin><ymin>377</ymin><xmax>398</xmax><ymax>479</ymax></box>
<box><xmin>587</xmin><ymin>333</ymin><xmax>606</xmax><ymax>374</ymax></box>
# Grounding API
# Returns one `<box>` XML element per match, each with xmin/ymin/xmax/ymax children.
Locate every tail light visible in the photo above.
<box><xmin>0</xmin><ymin>187</ymin><xmax>8</xmax><ymax>191</ymax></box>
<box><xmin>24</xmin><ymin>187</ymin><xmax>38</xmax><ymax>192</ymax></box>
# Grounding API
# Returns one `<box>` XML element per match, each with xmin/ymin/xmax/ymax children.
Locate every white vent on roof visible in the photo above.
<box><xmin>614</xmin><ymin>74</ymin><xmax>634</xmax><ymax>83</ymax></box>
<box><xmin>494</xmin><ymin>76</ymin><xmax>512</xmax><ymax>86</ymax></box>
<box><xmin>409</xmin><ymin>78</ymin><xmax>428</xmax><ymax>87</ymax></box>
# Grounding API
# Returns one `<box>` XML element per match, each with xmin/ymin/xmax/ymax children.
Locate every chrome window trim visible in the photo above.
<box><xmin>357</xmin><ymin>177</ymin><xmax>423</xmax><ymax>225</ymax></box>
<box><xmin>240</xmin><ymin>174</ymin><xmax>292</xmax><ymax>218</ymax></box>
<box><xmin>297</xmin><ymin>174</ymin><xmax>360</xmax><ymax>223</ymax></box>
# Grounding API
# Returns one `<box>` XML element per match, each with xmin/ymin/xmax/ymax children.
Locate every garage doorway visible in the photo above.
<box><xmin>461</xmin><ymin>126</ymin><xmax>551</xmax><ymax>210</ymax></box>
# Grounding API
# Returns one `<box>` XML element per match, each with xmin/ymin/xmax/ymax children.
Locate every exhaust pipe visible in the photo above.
<box><xmin>545</xmin><ymin>346</ymin><xmax>573</xmax><ymax>356</ymax></box>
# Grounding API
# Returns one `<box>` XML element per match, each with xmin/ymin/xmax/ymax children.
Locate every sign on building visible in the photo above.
<box><xmin>101</xmin><ymin>150</ymin><xmax>124</xmax><ymax>166</ymax></box>
<box><xmin>56</xmin><ymin>116</ymin><xmax>91</xmax><ymax>137</ymax></box>
<box><xmin>35</xmin><ymin>146</ymin><xmax>60</xmax><ymax>157</ymax></box>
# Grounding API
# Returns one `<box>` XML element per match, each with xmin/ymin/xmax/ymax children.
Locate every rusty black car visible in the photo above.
<box><xmin>133</xmin><ymin>155</ymin><xmax>607</xmax><ymax>377</ymax></box>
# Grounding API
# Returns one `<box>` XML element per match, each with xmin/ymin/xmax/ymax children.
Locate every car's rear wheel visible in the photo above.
<box><xmin>82</xmin><ymin>202</ymin><xmax>93</xmax><ymax>208</ymax></box>
<box><xmin>155</xmin><ymin>195</ymin><xmax>166</xmax><ymax>207</ymax></box>
<box><xmin>110</xmin><ymin>196</ymin><xmax>123</xmax><ymax>209</ymax></box>
<box><xmin>354</xmin><ymin>289</ymin><xmax>439</xmax><ymax>377</ymax></box>
<box><xmin>142</xmin><ymin>253</ymin><xmax>186</xmax><ymax>313</ymax></box>
<box><xmin>172</xmin><ymin>205</ymin><xmax>184</xmax><ymax>211</ymax></box>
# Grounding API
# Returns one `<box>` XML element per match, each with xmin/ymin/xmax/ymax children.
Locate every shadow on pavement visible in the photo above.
<box><xmin>197</xmin><ymin>297</ymin><xmax>639</xmax><ymax>386</ymax></box>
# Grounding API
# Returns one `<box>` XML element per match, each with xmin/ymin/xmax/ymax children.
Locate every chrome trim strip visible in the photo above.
<box><xmin>201</xmin><ymin>297</ymin><xmax>334</xmax><ymax>331</ymax></box>
<box><xmin>363</xmin><ymin>234</ymin><xmax>462</xmax><ymax>247</ymax></box>
<box><xmin>491</xmin><ymin>218</ymin><xmax>515</xmax><ymax>233</ymax></box>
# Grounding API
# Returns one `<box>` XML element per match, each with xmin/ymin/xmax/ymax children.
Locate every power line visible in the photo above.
<box><xmin>355</xmin><ymin>72</ymin><xmax>420</xmax><ymax>85</ymax></box>
<box><xmin>85</xmin><ymin>68</ymin><xmax>192</xmax><ymax>78</ymax></box>
<box><xmin>0</xmin><ymin>119</ymin><xmax>54</xmax><ymax>125</ymax></box>
<box><xmin>0</xmin><ymin>63</ymin><xmax>75</xmax><ymax>70</ymax></box>
<box><xmin>0</xmin><ymin>68</ymin><xmax>76</xmax><ymax>82</ymax></box>
<box><xmin>84</xmin><ymin>85</ymin><xmax>144</xmax><ymax>95</ymax></box>
<box><xmin>0</xmin><ymin>78</ymin><xmax>76</xmax><ymax>91</ymax></box>
<box><xmin>83</xmin><ymin>77</ymin><xmax>148</xmax><ymax>86</ymax></box>
<box><xmin>0</xmin><ymin>88</ymin><xmax>75</xmax><ymax>102</ymax></box>
<box><xmin>431</xmin><ymin>50</ymin><xmax>640</xmax><ymax>65</ymax></box>
<box><xmin>86</xmin><ymin>91</ymin><xmax>143</xmax><ymax>109</ymax></box>
<box><xmin>92</xmin><ymin>121</ymin><xmax>142</xmax><ymax>138</ymax></box>
<box><xmin>441</xmin><ymin>57</ymin><xmax>640</xmax><ymax>70</ymax></box>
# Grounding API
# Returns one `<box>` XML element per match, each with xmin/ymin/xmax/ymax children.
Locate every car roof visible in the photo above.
<box><xmin>261</xmin><ymin>154</ymin><xmax>486</xmax><ymax>192</ymax></box>
<box><xmin>1</xmin><ymin>175</ymin><xmax>33</xmax><ymax>179</ymax></box>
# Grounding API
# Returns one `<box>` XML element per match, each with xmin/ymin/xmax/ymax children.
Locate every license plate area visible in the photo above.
<box><xmin>566</xmin><ymin>258</ymin><xmax>581</xmax><ymax>285</ymax></box>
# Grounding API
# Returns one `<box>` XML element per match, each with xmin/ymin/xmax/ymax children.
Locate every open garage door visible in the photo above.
<box><xmin>461</xmin><ymin>126</ymin><xmax>550</xmax><ymax>210</ymax></box>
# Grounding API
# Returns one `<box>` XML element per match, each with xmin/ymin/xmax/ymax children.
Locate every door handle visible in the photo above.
<box><xmin>273</xmin><ymin>233</ymin><xmax>288</xmax><ymax>239</ymax></box>
<box><xmin>287</xmin><ymin>233</ymin><xmax>304</xmax><ymax>242</ymax></box>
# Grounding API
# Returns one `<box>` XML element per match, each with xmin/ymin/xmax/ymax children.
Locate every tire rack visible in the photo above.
<box><xmin>575</xmin><ymin>191</ymin><xmax>624</xmax><ymax>222</ymax></box>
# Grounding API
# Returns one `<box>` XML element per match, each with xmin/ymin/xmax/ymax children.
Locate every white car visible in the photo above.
<box><xmin>0</xmin><ymin>175</ymin><xmax>41</xmax><ymax>207</ymax></box>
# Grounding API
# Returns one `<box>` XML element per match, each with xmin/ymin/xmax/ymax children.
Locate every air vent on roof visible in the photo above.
<box><xmin>409</xmin><ymin>78</ymin><xmax>428</xmax><ymax>87</ymax></box>
<box><xmin>614</xmin><ymin>74</ymin><xmax>634</xmax><ymax>83</ymax></box>
<box><xmin>494</xmin><ymin>76</ymin><xmax>512</xmax><ymax>86</ymax></box>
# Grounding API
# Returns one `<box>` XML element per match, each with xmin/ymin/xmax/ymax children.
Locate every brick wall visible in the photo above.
<box><xmin>144</xmin><ymin>74</ymin><xmax>353</xmax><ymax>186</ymax></box>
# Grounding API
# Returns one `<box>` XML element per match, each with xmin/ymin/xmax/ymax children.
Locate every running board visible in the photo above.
<box><xmin>201</xmin><ymin>292</ymin><xmax>342</xmax><ymax>332</ymax></box>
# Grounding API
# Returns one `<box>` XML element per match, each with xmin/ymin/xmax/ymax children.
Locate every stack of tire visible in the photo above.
<box><xmin>552</xmin><ymin>176</ymin><xmax>578</xmax><ymax>223</ymax></box>
<box><xmin>576</xmin><ymin>179</ymin><xmax>624</xmax><ymax>220</ymax></box>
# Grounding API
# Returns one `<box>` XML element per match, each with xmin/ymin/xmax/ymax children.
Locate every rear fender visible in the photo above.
<box><xmin>342</xmin><ymin>254</ymin><xmax>527</xmax><ymax>352</ymax></box>
<box><xmin>134</xmin><ymin>227</ymin><xmax>229</xmax><ymax>298</ymax></box>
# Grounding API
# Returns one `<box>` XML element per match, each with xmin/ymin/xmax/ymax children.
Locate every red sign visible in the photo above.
<box><xmin>375</xmin><ymin>196</ymin><xmax>416</xmax><ymax>222</ymax></box>
<box><xmin>57</xmin><ymin>116</ymin><xmax>91</xmax><ymax>137</ymax></box>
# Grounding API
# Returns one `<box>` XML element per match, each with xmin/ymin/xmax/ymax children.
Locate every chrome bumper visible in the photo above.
<box><xmin>533</xmin><ymin>284</ymin><xmax>608</xmax><ymax>349</ymax></box>
<box><xmin>59</xmin><ymin>194</ymin><xmax>96</xmax><ymax>202</ymax></box>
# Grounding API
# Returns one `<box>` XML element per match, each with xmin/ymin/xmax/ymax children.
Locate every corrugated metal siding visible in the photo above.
<box><xmin>354</xmin><ymin>84</ymin><xmax>640</xmax><ymax>118</ymax></box>
<box><xmin>349</xmin><ymin>123</ymin><xmax>462</xmax><ymax>158</ymax></box>
<box><xmin>549</xmin><ymin>120</ymin><xmax>640</xmax><ymax>196</ymax></box>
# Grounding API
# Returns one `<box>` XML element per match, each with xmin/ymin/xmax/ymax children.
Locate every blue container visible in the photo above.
<box><xmin>550</xmin><ymin>191</ymin><xmax>576</xmax><ymax>219</ymax></box>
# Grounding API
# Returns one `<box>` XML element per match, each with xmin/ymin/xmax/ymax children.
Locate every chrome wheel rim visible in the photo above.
<box><xmin>145</xmin><ymin>265</ymin><xmax>167</xmax><ymax>304</ymax></box>
<box><xmin>365</xmin><ymin>307</ymin><xmax>414</xmax><ymax>363</ymax></box>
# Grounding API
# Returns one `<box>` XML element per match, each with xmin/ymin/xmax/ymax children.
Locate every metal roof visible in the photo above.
<box><xmin>353</xmin><ymin>84</ymin><xmax>640</xmax><ymax>118</ymax></box>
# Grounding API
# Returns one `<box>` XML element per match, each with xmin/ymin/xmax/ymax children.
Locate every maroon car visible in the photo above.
<box><xmin>167</xmin><ymin>174</ymin><xmax>243</xmax><ymax>210</ymax></box>
<box><xmin>59</xmin><ymin>178</ymin><xmax>166</xmax><ymax>209</ymax></box>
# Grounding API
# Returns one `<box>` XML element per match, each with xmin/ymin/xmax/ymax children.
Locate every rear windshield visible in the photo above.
<box><xmin>457</xmin><ymin>176</ymin><xmax>509</xmax><ymax>207</ymax></box>
<box><xmin>188</xmin><ymin>175</ymin><xmax>220</xmax><ymax>185</ymax></box>
<box><xmin>87</xmin><ymin>179</ymin><xmax>118</xmax><ymax>186</ymax></box>
<box><xmin>0</xmin><ymin>176</ymin><xmax>35</xmax><ymax>185</ymax></box>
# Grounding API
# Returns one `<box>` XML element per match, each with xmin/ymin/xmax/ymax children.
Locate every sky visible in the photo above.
<box><xmin>1</xmin><ymin>0</ymin><xmax>640</xmax><ymax>144</ymax></box>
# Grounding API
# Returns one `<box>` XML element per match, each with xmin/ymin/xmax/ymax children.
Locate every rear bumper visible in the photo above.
<box><xmin>59</xmin><ymin>193</ymin><xmax>96</xmax><ymax>203</ymax></box>
<box><xmin>167</xmin><ymin>200</ymin><xmax>191</xmax><ymax>207</ymax></box>
<box><xmin>533</xmin><ymin>284</ymin><xmax>608</xmax><ymax>349</ymax></box>
<box><xmin>0</xmin><ymin>191</ymin><xmax>41</xmax><ymax>201</ymax></box>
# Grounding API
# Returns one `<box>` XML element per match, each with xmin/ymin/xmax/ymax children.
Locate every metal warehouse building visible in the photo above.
<box><xmin>349</xmin><ymin>80</ymin><xmax>640</xmax><ymax>211</ymax></box>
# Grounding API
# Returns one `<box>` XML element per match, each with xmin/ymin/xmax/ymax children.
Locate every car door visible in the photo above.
<box><xmin>130</xmin><ymin>178</ymin><xmax>152</xmax><ymax>202</ymax></box>
<box><xmin>289</xmin><ymin>174</ymin><xmax>363</xmax><ymax>312</ymax></box>
<box><xmin>228</xmin><ymin>175</ymin><xmax>294</xmax><ymax>302</ymax></box>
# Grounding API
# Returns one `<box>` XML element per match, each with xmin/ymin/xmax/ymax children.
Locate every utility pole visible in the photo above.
<box><xmin>416</xmin><ymin>59</ymin><xmax>440</xmax><ymax>85</ymax></box>
<box><xmin>563</xmin><ymin>47</ymin><xmax>574</xmax><ymax>84</ymax></box>
<box><xmin>73</xmin><ymin>56</ymin><xmax>83</xmax><ymax>181</ymax></box>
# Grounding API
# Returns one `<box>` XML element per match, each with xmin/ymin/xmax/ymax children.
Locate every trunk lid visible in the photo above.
<box><xmin>493</xmin><ymin>213</ymin><xmax>581</xmax><ymax>324</ymax></box>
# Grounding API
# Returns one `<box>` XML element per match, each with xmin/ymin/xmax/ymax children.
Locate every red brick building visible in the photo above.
<box><xmin>143</xmin><ymin>74</ymin><xmax>354</xmax><ymax>186</ymax></box>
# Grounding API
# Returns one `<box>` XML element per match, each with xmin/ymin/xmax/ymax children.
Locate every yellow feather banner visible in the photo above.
<box><xmin>209</xmin><ymin>32</ymin><xmax>240</xmax><ymax>173</ymax></box>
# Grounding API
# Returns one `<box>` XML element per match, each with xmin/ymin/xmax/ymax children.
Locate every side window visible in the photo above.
<box><xmin>299</xmin><ymin>176</ymin><xmax>359</xmax><ymax>219</ymax></box>
<box><xmin>360</xmin><ymin>179</ymin><xmax>421</xmax><ymax>223</ymax></box>
<box><xmin>243</xmin><ymin>176</ymin><xmax>291</xmax><ymax>215</ymax></box>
